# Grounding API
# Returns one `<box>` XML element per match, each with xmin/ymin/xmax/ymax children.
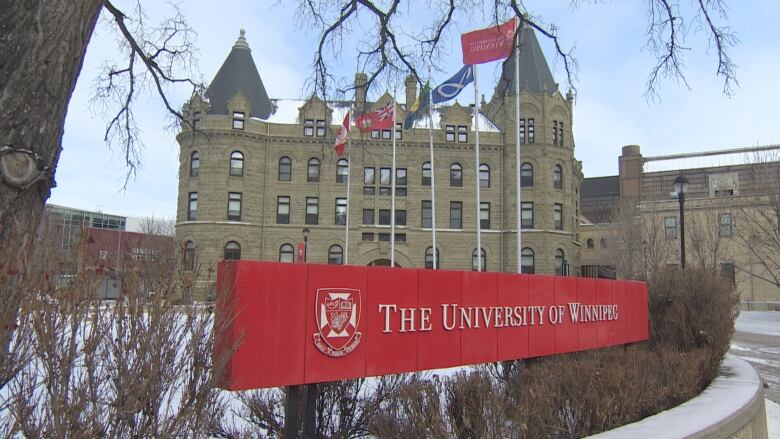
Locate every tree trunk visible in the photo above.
<box><xmin>0</xmin><ymin>0</ymin><xmax>103</xmax><ymax>271</ymax></box>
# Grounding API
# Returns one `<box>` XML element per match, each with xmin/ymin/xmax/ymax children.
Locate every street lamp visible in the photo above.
<box><xmin>673</xmin><ymin>175</ymin><xmax>689</xmax><ymax>269</ymax></box>
<box><xmin>300</xmin><ymin>227</ymin><xmax>316</xmax><ymax>438</ymax></box>
<box><xmin>302</xmin><ymin>227</ymin><xmax>310</xmax><ymax>262</ymax></box>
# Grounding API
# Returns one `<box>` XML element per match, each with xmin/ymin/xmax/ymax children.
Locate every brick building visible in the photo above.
<box><xmin>175</xmin><ymin>28</ymin><xmax>582</xmax><ymax>291</ymax></box>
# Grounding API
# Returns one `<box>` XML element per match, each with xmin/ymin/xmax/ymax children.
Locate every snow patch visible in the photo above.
<box><xmin>767</xmin><ymin>398</ymin><xmax>780</xmax><ymax>439</ymax></box>
<box><xmin>736</xmin><ymin>312</ymin><xmax>780</xmax><ymax>337</ymax></box>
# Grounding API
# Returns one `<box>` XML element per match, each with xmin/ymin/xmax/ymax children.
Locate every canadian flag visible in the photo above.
<box><xmin>333</xmin><ymin>111</ymin><xmax>350</xmax><ymax>157</ymax></box>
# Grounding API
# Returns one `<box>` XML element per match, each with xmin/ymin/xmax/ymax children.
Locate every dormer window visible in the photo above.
<box><xmin>304</xmin><ymin>119</ymin><xmax>314</xmax><ymax>136</ymax></box>
<box><xmin>445</xmin><ymin>125</ymin><xmax>455</xmax><ymax>142</ymax></box>
<box><xmin>395</xmin><ymin>123</ymin><xmax>403</xmax><ymax>140</ymax></box>
<box><xmin>232</xmin><ymin>111</ymin><xmax>245</xmax><ymax>130</ymax></box>
<box><xmin>193</xmin><ymin>111</ymin><xmax>202</xmax><ymax>130</ymax></box>
<box><xmin>457</xmin><ymin>125</ymin><xmax>467</xmax><ymax>143</ymax></box>
<box><xmin>316</xmin><ymin>119</ymin><xmax>326</xmax><ymax>137</ymax></box>
<box><xmin>370</xmin><ymin>130</ymin><xmax>380</xmax><ymax>139</ymax></box>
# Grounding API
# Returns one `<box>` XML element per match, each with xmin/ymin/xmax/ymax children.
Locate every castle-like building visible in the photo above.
<box><xmin>175</xmin><ymin>29</ymin><xmax>582</xmax><ymax>288</ymax></box>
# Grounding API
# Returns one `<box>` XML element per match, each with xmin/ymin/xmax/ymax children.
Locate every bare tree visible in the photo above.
<box><xmin>138</xmin><ymin>215</ymin><xmax>176</xmax><ymax>237</ymax></box>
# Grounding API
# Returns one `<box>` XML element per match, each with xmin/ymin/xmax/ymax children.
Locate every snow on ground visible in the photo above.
<box><xmin>767</xmin><ymin>399</ymin><xmax>779</xmax><ymax>438</ymax></box>
<box><xmin>736</xmin><ymin>311</ymin><xmax>780</xmax><ymax>337</ymax></box>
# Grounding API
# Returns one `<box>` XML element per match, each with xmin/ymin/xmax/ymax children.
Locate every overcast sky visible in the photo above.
<box><xmin>49</xmin><ymin>1</ymin><xmax>780</xmax><ymax>219</ymax></box>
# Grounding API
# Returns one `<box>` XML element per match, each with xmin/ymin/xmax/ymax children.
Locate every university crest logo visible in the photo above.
<box><xmin>313</xmin><ymin>288</ymin><xmax>362</xmax><ymax>357</ymax></box>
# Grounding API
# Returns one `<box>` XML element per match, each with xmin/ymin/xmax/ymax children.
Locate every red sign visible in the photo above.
<box><xmin>461</xmin><ymin>19</ymin><xmax>516</xmax><ymax>65</ymax></box>
<box><xmin>214</xmin><ymin>261</ymin><xmax>648</xmax><ymax>390</ymax></box>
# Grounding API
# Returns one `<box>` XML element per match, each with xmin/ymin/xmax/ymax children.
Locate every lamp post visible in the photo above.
<box><xmin>673</xmin><ymin>175</ymin><xmax>689</xmax><ymax>269</ymax></box>
<box><xmin>302</xmin><ymin>227</ymin><xmax>310</xmax><ymax>262</ymax></box>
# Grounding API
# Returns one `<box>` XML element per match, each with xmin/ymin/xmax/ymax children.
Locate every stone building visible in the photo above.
<box><xmin>175</xmin><ymin>28</ymin><xmax>582</xmax><ymax>291</ymax></box>
<box><xmin>580</xmin><ymin>144</ymin><xmax>780</xmax><ymax>309</ymax></box>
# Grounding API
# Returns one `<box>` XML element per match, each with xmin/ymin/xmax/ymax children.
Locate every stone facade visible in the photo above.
<box><xmin>174</xmin><ymin>30</ymin><xmax>583</xmax><ymax>293</ymax></box>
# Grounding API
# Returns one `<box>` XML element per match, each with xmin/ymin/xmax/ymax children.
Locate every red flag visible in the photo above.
<box><xmin>354</xmin><ymin>101</ymin><xmax>395</xmax><ymax>133</ymax></box>
<box><xmin>461</xmin><ymin>19</ymin><xmax>516</xmax><ymax>65</ymax></box>
<box><xmin>333</xmin><ymin>111</ymin><xmax>350</xmax><ymax>156</ymax></box>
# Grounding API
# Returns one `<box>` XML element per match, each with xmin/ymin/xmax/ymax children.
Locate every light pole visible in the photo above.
<box><xmin>673</xmin><ymin>175</ymin><xmax>689</xmax><ymax>269</ymax></box>
<box><xmin>302</xmin><ymin>227</ymin><xmax>310</xmax><ymax>262</ymax></box>
<box><xmin>301</xmin><ymin>227</ymin><xmax>316</xmax><ymax>439</ymax></box>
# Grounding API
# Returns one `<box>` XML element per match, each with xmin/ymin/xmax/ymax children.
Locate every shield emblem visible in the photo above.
<box><xmin>314</xmin><ymin>288</ymin><xmax>362</xmax><ymax>357</ymax></box>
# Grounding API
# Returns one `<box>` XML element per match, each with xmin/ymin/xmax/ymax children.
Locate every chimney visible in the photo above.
<box><xmin>619</xmin><ymin>145</ymin><xmax>643</xmax><ymax>202</ymax></box>
<box><xmin>405</xmin><ymin>75</ymin><xmax>417</xmax><ymax>107</ymax></box>
<box><xmin>355</xmin><ymin>73</ymin><xmax>368</xmax><ymax>113</ymax></box>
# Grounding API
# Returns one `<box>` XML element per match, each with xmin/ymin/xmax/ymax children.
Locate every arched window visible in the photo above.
<box><xmin>278</xmin><ymin>157</ymin><xmax>292</xmax><ymax>181</ymax></box>
<box><xmin>555</xmin><ymin>248</ymin><xmax>565</xmax><ymax>276</ymax></box>
<box><xmin>230</xmin><ymin>151</ymin><xmax>244</xmax><ymax>176</ymax></box>
<box><xmin>520</xmin><ymin>247</ymin><xmax>535</xmax><ymax>274</ymax></box>
<box><xmin>279</xmin><ymin>244</ymin><xmax>295</xmax><ymax>263</ymax></box>
<box><xmin>479</xmin><ymin>163</ymin><xmax>490</xmax><ymax>188</ymax></box>
<box><xmin>472</xmin><ymin>248</ymin><xmax>487</xmax><ymax>272</ymax></box>
<box><xmin>307</xmin><ymin>158</ymin><xmax>320</xmax><ymax>182</ymax></box>
<box><xmin>183</xmin><ymin>240</ymin><xmax>196</xmax><ymax>270</ymax></box>
<box><xmin>450</xmin><ymin>163</ymin><xmax>463</xmax><ymax>187</ymax></box>
<box><xmin>586</xmin><ymin>238</ymin><xmax>594</xmax><ymax>249</ymax></box>
<box><xmin>425</xmin><ymin>246</ymin><xmax>440</xmax><ymax>269</ymax></box>
<box><xmin>520</xmin><ymin>163</ymin><xmax>533</xmax><ymax>187</ymax></box>
<box><xmin>224</xmin><ymin>241</ymin><xmax>241</xmax><ymax>260</ymax></box>
<box><xmin>553</xmin><ymin>164</ymin><xmax>563</xmax><ymax>189</ymax></box>
<box><xmin>600</xmin><ymin>238</ymin><xmax>608</xmax><ymax>249</ymax></box>
<box><xmin>422</xmin><ymin>161</ymin><xmax>432</xmax><ymax>186</ymax></box>
<box><xmin>189</xmin><ymin>151</ymin><xmax>200</xmax><ymax>177</ymax></box>
<box><xmin>328</xmin><ymin>245</ymin><xmax>344</xmax><ymax>265</ymax></box>
<box><xmin>336</xmin><ymin>159</ymin><xmax>349</xmax><ymax>183</ymax></box>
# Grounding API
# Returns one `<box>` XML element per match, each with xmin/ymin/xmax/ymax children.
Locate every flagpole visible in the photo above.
<box><xmin>473</xmin><ymin>66</ymin><xmax>482</xmax><ymax>272</ymax></box>
<box><xmin>390</xmin><ymin>94</ymin><xmax>397</xmax><ymax>268</ymax></box>
<box><xmin>345</xmin><ymin>111</ymin><xmax>352</xmax><ymax>265</ymax></box>
<box><xmin>428</xmin><ymin>84</ymin><xmax>437</xmax><ymax>270</ymax></box>
<box><xmin>515</xmin><ymin>18</ymin><xmax>523</xmax><ymax>274</ymax></box>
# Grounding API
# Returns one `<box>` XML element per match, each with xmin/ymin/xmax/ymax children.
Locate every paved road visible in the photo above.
<box><xmin>729</xmin><ymin>330</ymin><xmax>780</xmax><ymax>404</ymax></box>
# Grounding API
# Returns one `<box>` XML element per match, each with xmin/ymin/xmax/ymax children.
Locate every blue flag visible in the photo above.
<box><xmin>432</xmin><ymin>65</ymin><xmax>474</xmax><ymax>104</ymax></box>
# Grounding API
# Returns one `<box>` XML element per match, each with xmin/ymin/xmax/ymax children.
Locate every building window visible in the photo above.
<box><xmin>479</xmin><ymin>164</ymin><xmax>490</xmax><ymax>188</ymax></box>
<box><xmin>370</xmin><ymin>130</ymin><xmax>380</xmax><ymax>139</ymax></box>
<box><xmin>450</xmin><ymin>201</ymin><xmax>463</xmax><ymax>229</ymax></box>
<box><xmin>395</xmin><ymin>123</ymin><xmax>403</xmax><ymax>140</ymax></box>
<box><xmin>277</xmin><ymin>196</ymin><xmax>290</xmax><ymax>224</ymax></box>
<box><xmin>422</xmin><ymin>161</ymin><xmax>432</xmax><ymax>186</ymax></box>
<box><xmin>396</xmin><ymin>168</ymin><xmax>407</xmax><ymax>196</ymax></box>
<box><xmin>521</xmin><ymin>247</ymin><xmax>535</xmax><ymax>274</ymax></box>
<box><xmin>720</xmin><ymin>262</ymin><xmax>736</xmax><ymax>284</ymax></box>
<box><xmin>382</xmin><ymin>128</ymin><xmax>392</xmax><ymax>139</ymax></box>
<box><xmin>337</xmin><ymin>159</ymin><xmax>349</xmax><ymax>183</ymax></box>
<box><xmin>520</xmin><ymin>163</ymin><xmax>533</xmax><ymax>187</ymax></box>
<box><xmin>554</xmin><ymin>249</ymin><xmax>565</xmax><ymax>275</ymax></box>
<box><xmin>450</xmin><ymin>163</ymin><xmax>463</xmax><ymax>187</ymax></box>
<box><xmin>361</xmin><ymin>232</ymin><xmax>374</xmax><ymax>241</ymax></box>
<box><xmin>457</xmin><ymin>125</ymin><xmax>468</xmax><ymax>143</ymax></box>
<box><xmin>379</xmin><ymin>209</ymin><xmax>391</xmax><ymax>225</ymax></box>
<box><xmin>224</xmin><ymin>241</ymin><xmax>241</xmax><ymax>260</ymax></box>
<box><xmin>445</xmin><ymin>124</ymin><xmax>456</xmax><ymax>142</ymax></box>
<box><xmin>554</xmin><ymin>203</ymin><xmax>563</xmax><ymax>230</ymax></box>
<box><xmin>304</xmin><ymin>119</ymin><xmax>314</xmax><ymax>136</ymax></box>
<box><xmin>422</xmin><ymin>200</ymin><xmax>432</xmax><ymax>228</ymax></box>
<box><xmin>396</xmin><ymin>233</ymin><xmax>407</xmax><ymax>242</ymax></box>
<box><xmin>480</xmin><ymin>202</ymin><xmax>490</xmax><ymax>229</ymax></box>
<box><xmin>379</xmin><ymin>167</ymin><xmax>391</xmax><ymax>195</ymax></box>
<box><xmin>521</xmin><ymin>202</ymin><xmax>533</xmax><ymax>229</ymax></box>
<box><xmin>328</xmin><ymin>245</ymin><xmax>344</xmax><ymax>265</ymax></box>
<box><xmin>600</xmin><ymin>238</ymin><xmax>608</xmax><ymax>249</ymax></box>
<box><xmin>279</xmin><ymin>157</ymin><xmax>292</xmax><ymax>181</ymax></box>
<box><xmin>528</xmin><ymin>118</ymin><xmax>535</xmax><ymax>143</ymax></box>
<box><xmin>190</xmin><ymin>151</ymin><xmax>199</xmax><ymax>177</ymax></box>
<box><xmin>472</xmin><ymin>248</ymin><xmax>486</xmax><ymax>271</ymax></box>
<box><xmin>378</xmin><ymin>233</ymin><xmax>391</xmax><ymax>242</ymax></box>
<box><xmin>230</xmin><ymin>151</ymin><xmax>244</xmax><ymax>177</ymax></box>
<box><xmin>396</xmin><ymin>210</ymin><xmax>407</xmax><ymax>226</ymax></box>
<box><xmin>553</xmin><ymin>165</ymin><xmax>563</xmax><ymax>189</ymax></box>
<box><xmin>364</xmin><ymin>167</ymin><xmax>375</xmax><ymax>195</ymax></box>
<box><xmin>519</xmin><ymin>119</ymin><xmax>525</xmax><ymax>144</ymax></box>
<box><xmin>232</xmin><ymin>111</ymin><xmax>245</xmax><ymax>130</ymax></box>
<box><xmin>183</xmin><ymin>241</ymin><xmax>196</xmax><ymax>270</ymax></box>
<box><xmin>316</xmin><ymin>119</ymin><xmax>326</xmax><ymax>137</ymax></box>
<box><xmin>363</xmin><ymin>208</ymin><xmax>374</xmax><ymax>225</ymax></box>
<box><xmin>228</xmin><ymin>192</ymin><xmax>242</xmax><ymax>221</ymax></box>
<box><xmin>719</xmin><ymin>213</ymin><xmax>733</xmax><ymax>237</ymax></box>
<box><xmin>308</xmin><ymin>158</ymin><xmax>320</xmax><ymax>182</ymax></box>
<box><xmin>586</xmin><ymin>238</ymin><xmax>594</xmax><ymax>249</ymax></box>
<box><xmin>335</xmin><ymin>198</ymin><xmax>347</xmax><ymax>225</ymax></box>
<box><xmin>664</xmin><ymin>216</ymin><xmax>677</xmax><ymax>239</ymax></box>
<box><xmin>279</xmin><ymin>244</ymin><xmax>295</xmax><ymax>262</ymax></box>
<box><xmin>306</xmin><ymin>197</ymin><xmax>319</xmax><ymax>225</ymax></box>
<box><xmin>192</xmin><ymin>111</ymin><xmax>201</xmax><ymax>130</ymax></box>
<box><xmin>187</xmin><ymin>192</ymin><xmax>198</xmax><ymax>221</ymax></box>
<box><xmin>425</xmin><ymin>247</ymin><xmax>440</xmax><ymax>269</ymax></box>
<box><xmin>559</xmin><ymin>122</ymin><xmax>564</xmax><ymax>147</ymax></box>
<box><xmin>553</xmin><ymin>120</ymin><xmax>559</xmax><ymax>146</ymax></box>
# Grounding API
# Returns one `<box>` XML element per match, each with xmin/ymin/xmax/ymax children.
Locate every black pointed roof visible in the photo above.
<box><xmin>205</xmin><ymin>30</ymin><xmax>273</xmax><ymax>119</ymax></box>
<box><xmin>494</xmin><ymin>25</ymin><xmax>558</xmax><ymax>96</ymax></box>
